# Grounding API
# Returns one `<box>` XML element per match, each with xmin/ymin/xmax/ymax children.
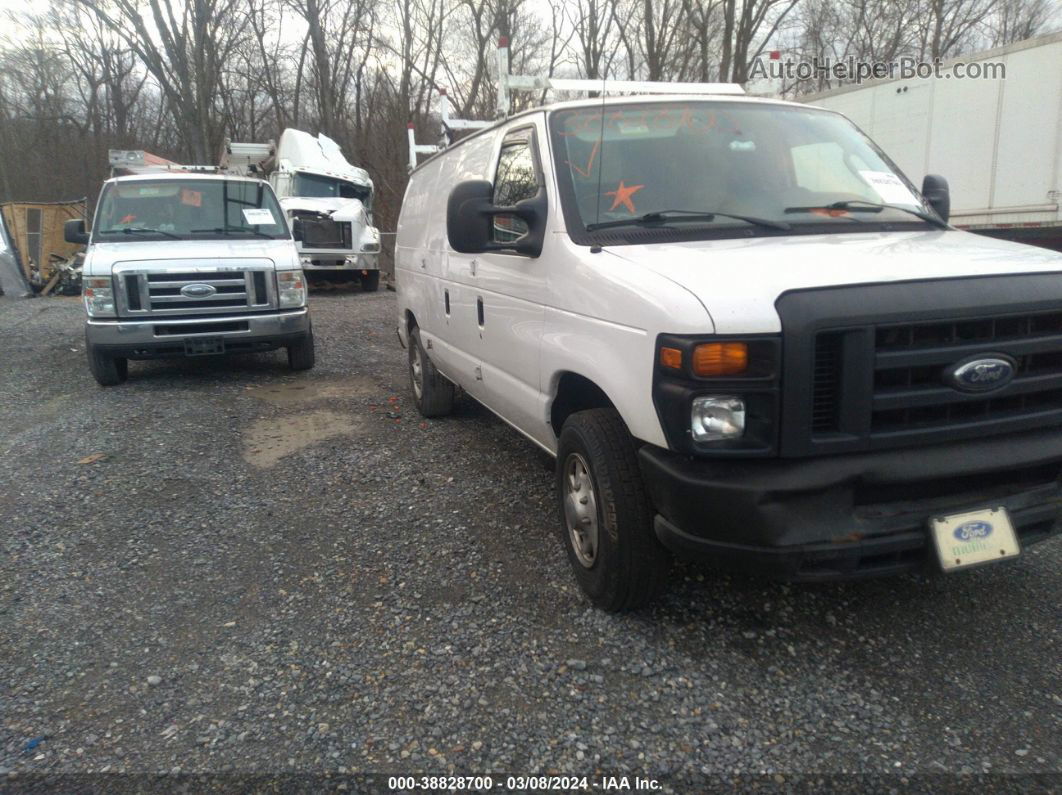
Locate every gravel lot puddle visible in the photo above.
<box><xmin>242</xmin><ymin>409</ymin><xmax>362</xmax><ymax>468</ymax></box>
<box><xmin>247</xmin><ymin>376</ymin><xmax>376</xmax><ymax>405</ymax></box>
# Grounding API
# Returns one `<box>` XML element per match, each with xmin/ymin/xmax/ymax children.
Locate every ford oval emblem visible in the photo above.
<box><xmin>181</xmin><ymin>283</ymin><xmax>217</xmax><ymax>298</ymax></box>
<box><xmin>953</xmin><ymin>520</ymin><xmax>993</xmax><ymax>542</ymax></box>
<box><xmin>945</xmin><ymin>354</ymin><xmax>1016</xmax><ymax>393</ymax></box>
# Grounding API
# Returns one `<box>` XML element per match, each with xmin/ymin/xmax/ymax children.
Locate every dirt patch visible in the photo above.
<box><xmin>245</xmin><ymin>376</ymin><xmax>377</xmax><ymax>406</ymax></box>
<box><xmin>242</xmin><ymin>409</ymin><xmax>363</xmax><ymax>468</ymax></box>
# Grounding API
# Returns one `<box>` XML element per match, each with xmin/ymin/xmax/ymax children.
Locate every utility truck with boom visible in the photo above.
<box><xmin>222</xmin><ymin>129</ymin><xmax>383</xmax><ymax>290</ymax></box>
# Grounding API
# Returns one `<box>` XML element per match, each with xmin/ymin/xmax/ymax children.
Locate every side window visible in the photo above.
<box><xmin>492</xmin><ymin>131</ymin><xmax>539</xmax><ymax>244</ymax></box>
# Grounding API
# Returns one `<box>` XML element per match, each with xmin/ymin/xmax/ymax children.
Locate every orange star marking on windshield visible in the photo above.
<box><xmin>605</xmin><ymin>181</ymin><xmax>644</xmax><ymax>214</ymax></box>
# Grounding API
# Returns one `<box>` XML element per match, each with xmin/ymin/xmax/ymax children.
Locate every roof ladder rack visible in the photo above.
<box><xmin>407</xmin><ymin>37</ymin><xmax>744</xmax><ymax>171</ymax></box>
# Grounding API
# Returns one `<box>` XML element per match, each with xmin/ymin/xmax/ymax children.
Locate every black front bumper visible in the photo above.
<box><xmin>639</xmin><ymin>427</ymin><xmax>1062</xmax><ymax>581</ymax></box>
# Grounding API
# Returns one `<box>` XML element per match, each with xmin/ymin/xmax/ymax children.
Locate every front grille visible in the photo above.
<box><xmin>777</xmin><ymin>274</ymin><xmax>1062</xmax><ymax>457</ymax></box>
<box><xmin>115</xmin><ymin>267</ymin><xmax>275</xmax><ymax>317</ymax></box>
<box><xmin>807</xmin><ymin>308</ymin><xmax>1062</xmax><ymax>451</ymax></box>
<box><xmin>869</xmin><ymin>311</ymin><xmax>1062</xmax><ymax>434</ymax></box>
<box><xmin>299</xmin><ymin>216</ymin><xmax>353</xmax><ymax>251</ymax></box>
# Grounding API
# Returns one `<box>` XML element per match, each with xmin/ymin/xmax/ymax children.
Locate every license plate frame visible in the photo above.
<box><xmin>929</xmin><ymin>506</ymin><xmax>1020</xmax><ymax>573</ymax></box>
<box><xmin>184</xmin><ymin>337</ymin><xmax>225</xmax><ymax>356</ymax></box>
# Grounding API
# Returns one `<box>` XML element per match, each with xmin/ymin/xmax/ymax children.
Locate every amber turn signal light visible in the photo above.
<box><xmin>659</xmin><ymin>347</ymin><xmax>683</xmax><ymax>370</ymax></box>
<box><xmin>692</xmin><ymin>342</ymin><xmax>748</xmax><ymax>377</ymax></box>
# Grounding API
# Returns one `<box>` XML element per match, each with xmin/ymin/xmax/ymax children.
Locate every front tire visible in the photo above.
<box><xmin>87</xmin><ymin>342</ymin><xmax>128</xmax><ymax>386</ymax></box>
<box><xmin>287</xmin><ymin>327</ymin><xmax>316</xmax><ymax>371</ymax></box>
<box><xmin>361</xmin><ymin>270</ymin><xmax>380</xmax><ymax>292</ymax></box>
<box><xmin>556</xmin><ymin>408</ymin><xmax>670</xmax><ymax>611</ymax></box>
<box><xmin>409</xmin><ymin>327</ymin><xmax>454</xmax><ymax>417</ymax></box>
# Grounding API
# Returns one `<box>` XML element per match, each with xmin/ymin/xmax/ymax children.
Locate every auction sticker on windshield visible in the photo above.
<box><xmin>929</xmin><ymin>507</ymin><xmax>1020</xmax><ymax>572</ymax></box>
<box><xmin>859</xmin><ymin>170</ymin><xmax>919</xmax><ymax>205</ymax></box>
<box><xmin>243</xmin><ymin>208</ymin><xmax>275</xmax><ymax>225</ymax></box>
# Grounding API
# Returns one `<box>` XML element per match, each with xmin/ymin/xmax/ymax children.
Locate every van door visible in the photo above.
<box><xmin>441</xmin><ymin>132</ymin><xmax>500</xmax><ymax>392</ymax></box>
<box><xmin>472</xmin><ymin>121</ymin><xmax>550</xmax><ymax>442</ymax></box>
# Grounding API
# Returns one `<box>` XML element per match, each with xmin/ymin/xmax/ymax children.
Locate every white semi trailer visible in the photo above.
<box><xmin>222</xmin><ymin>130</ymin><xmax>383</xmax><ymax>290</ymax></box>
<box><xmin>804</xmin><ymin>32</ymin><xmax>1062</xmax><ymax>251</ymax></box>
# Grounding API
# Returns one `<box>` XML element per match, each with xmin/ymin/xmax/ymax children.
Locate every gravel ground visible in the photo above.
<box><xmin>1</xmin><ymin>291</ymin><xmax>1060</xmax><ymax>791</ymax></box>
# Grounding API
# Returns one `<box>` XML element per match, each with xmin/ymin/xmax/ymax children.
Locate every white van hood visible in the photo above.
<box><xmin>83</xmin><ymin>238</ymin><xmax>300</xmax><ymax>276</ymax></box>
<box><xmin>607</xmin><ymin>229</ymin><xmax>1062</xmax><ymax>334</ymax></box>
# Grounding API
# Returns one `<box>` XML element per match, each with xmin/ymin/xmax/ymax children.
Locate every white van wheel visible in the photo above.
<box><xmin>556</xmin><ymin>408</ymin><xmax>670</xmax><ymax>611</ymax></box>
<box><xmin>409</xmin><ymin>327</ymin><xmax>454</xmax><ymax>417</ymax></box>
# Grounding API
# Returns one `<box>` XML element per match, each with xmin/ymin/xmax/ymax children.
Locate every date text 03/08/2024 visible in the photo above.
<box><xmin>386</xmin><ymin>775</ymin><xmax>661</xmax><ymax>791</ymax></box>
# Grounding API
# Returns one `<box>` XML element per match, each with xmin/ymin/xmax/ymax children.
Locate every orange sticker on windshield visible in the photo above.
<box><xmin>180</xmin><ymin>189</ymin><xmax>202</xmax><ymax>207</ymax></box>
<box><xmin>566</xmin><ymin>140</ymin><xmax>599</xmax><ymax>178</ymax></box>
<box><xmin>605</xmin><ymin>181</ymin><xmax>644</xmax><ymax>214</ymax></box>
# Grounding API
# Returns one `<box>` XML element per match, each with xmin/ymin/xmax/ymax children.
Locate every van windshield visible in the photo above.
<box><xmin>94</xmin><ymin>179</ymin><xmax>290</xmax><ymax>242</ymax></box>
<box><xmin>549</xmin><ymin>101</ymin><xmax>938</xmax><ymax>243</ymax></box>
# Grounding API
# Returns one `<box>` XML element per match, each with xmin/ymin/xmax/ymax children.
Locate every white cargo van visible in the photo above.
<box><xmin>69</xmin><ymin>173</ymin><xmax>313</xmax><ymax>385</ymax></box>
<box><xmin>395</xmin><ymin>93</ymin><xmax>1062</xmax><ymax>610</ymax></box>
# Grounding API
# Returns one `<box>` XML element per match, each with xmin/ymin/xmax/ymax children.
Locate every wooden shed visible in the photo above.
<box><xmin>0</xmin><ymin>199</ymin><xmax>86</xmax><ymax>281</ymax></box>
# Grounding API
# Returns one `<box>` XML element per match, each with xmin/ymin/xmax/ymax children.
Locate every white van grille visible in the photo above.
<box><xmin>113</xmin><ymin>265</ymin><xmax>275</xmax><ymax>317</ymax></box>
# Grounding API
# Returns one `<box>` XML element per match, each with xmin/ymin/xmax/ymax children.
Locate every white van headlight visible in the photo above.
<box><xmin>691</xmin><ymin>396</ymin><xmax>745</xmax><ymax>441</ymax></box>
<box><xmin>83</xmin><ymin>277</ymin><xmax>116</xmax><ymax>317</ymax></box>
<box><xmin>277</xmin><ymin>270</ymin><xmax>307</xmax><ymax>308</ymax></box>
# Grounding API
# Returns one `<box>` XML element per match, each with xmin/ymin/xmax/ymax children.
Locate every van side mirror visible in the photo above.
<box><xmin>64</xmin><ymin>219</ymin><xmax>89</xmax><ymax>245</ymax></box>
<box><xmin>921</xmin><ymin>175</ymin><xmax>950</xmax><ymax>223</ymax></box>
<box><xmin>291</xmin><ymin>218</ymin><xmax>304</xmax><ymax>242</ymax></box>
<box><xmin>447</xmin><ymin>179</ymin><xmax>547</xmax><ymax>257</ymax></box>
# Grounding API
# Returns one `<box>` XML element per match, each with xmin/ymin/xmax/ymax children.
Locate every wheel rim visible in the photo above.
<box><xmin>411</xmin><ymin>343</ymin><xmax>424</xmax><ymax>400</ymax></box>
<box><xmin>563</xmin><ymin>452</ymin><xmax>599</xmax><ymax>568</ymax></box>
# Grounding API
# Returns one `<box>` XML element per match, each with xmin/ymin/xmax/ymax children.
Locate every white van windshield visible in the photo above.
<box><xmin>94</xmin><ymin>179</ymin><xmax>290</xmax><ymax>242</ymax></box>
<box><xmin>549</xmin><ymin>101</ymin><xmax>939</xmax><ymax>242</ymax></box>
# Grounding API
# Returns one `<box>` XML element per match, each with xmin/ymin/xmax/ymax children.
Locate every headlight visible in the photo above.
<box><xmin>691</xmin><ymin>396</ymin><xmax>745</xmax><ymax>441</ymax></box>
<box><xmin>83</xmin><ymin>276</ymin><xmax>116</xmax><ymax>317</ymax></box>
<box><xmin>277</xmin><ymin>270</ymin><xmax>307</xmax><ymax>308</ymax></box>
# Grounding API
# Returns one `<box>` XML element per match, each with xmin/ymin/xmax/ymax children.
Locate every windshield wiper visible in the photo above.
<box><xmin>585</xmin><ymin>209</ymin><xmax>791</xmax><ymax>233</ymax></box>
<box><xmin>785</xmin><ymin>200</ymin><xmax>949</xmax><ymax>229</ymax></box>
<box><xmin>191</xmin><ymin>226</ymin><xmax>276</xmax><ymax>239</ymax></box>
<box><xmin>100</xmin><ymin>226</ymin><xmax>180</xmax><ymax>240</ymax></box>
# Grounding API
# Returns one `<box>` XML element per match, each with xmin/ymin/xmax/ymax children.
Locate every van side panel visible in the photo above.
<box><xmin>540</xmin><ymin>241</ymin><xmax>717</xmax><ymax>450</ymax></box>
<box><xmin>454</xmin><ymin>116</ymin><xmax>555</xmax><ymax>449</ymax></box>
<box><xmin>395</xmin><ymin>156</ymin><xmax>443</xmax><ymax>348</ymax></box>
<box><xmin>437</xmin><ymin>133</ymin><xmax>502</xmax><ymax>395</ymax></box>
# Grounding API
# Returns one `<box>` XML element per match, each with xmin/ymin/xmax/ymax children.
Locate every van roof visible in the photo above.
<box><xmin>412</xmin><ymin>93</ymin><xmax>830</xmax><ymax>173</ymax></box>
<box><xmin>106</xmin><ymin>173</ymin><xmax>268</xmax><ymax>185</ymax></box>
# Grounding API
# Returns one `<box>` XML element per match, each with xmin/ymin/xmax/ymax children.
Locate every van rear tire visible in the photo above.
<box><xmin>87</xmin><ymin>342</ymin><xmax>128</xmax><ymax>386</ymax></box>
<box><xmin>556</xmin><ymin>408</ymin><xmax>670</xmax><ymax>611</ymax></box>
<box><xmin>409</xmin><ymin>327</ymin><xmax>454</xmax><ymax>417</ymax></box>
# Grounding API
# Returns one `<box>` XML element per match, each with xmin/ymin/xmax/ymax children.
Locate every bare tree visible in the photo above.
<box><xmin>565</xmin><ymin>0</ymin><xmax>620</xmax><ymax>78</ymax></box>
<box><xmin>74</xmin><ymin>0</ymin><xmax>252</xmax><ymax>161</ymax></box>
<box><xmin>720</xmin><ymin>0</ymin><xmax>802</xmax><ymax>82</ymax></box>
<box><xmin>987</xmin><ymin>0</ymin><xmax>1055</xmax><ymax>45</ymax></box>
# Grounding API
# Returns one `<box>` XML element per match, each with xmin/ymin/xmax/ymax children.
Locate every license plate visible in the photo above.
<box><xmin>929</xmin><ymin>506</ymin><xmax>1020</xmax><ymax>573</ymax></box>
<box><xmin>184</xmin><ymin>337</ymin><xmax>225</xmax><ymax>356</ymax></box>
